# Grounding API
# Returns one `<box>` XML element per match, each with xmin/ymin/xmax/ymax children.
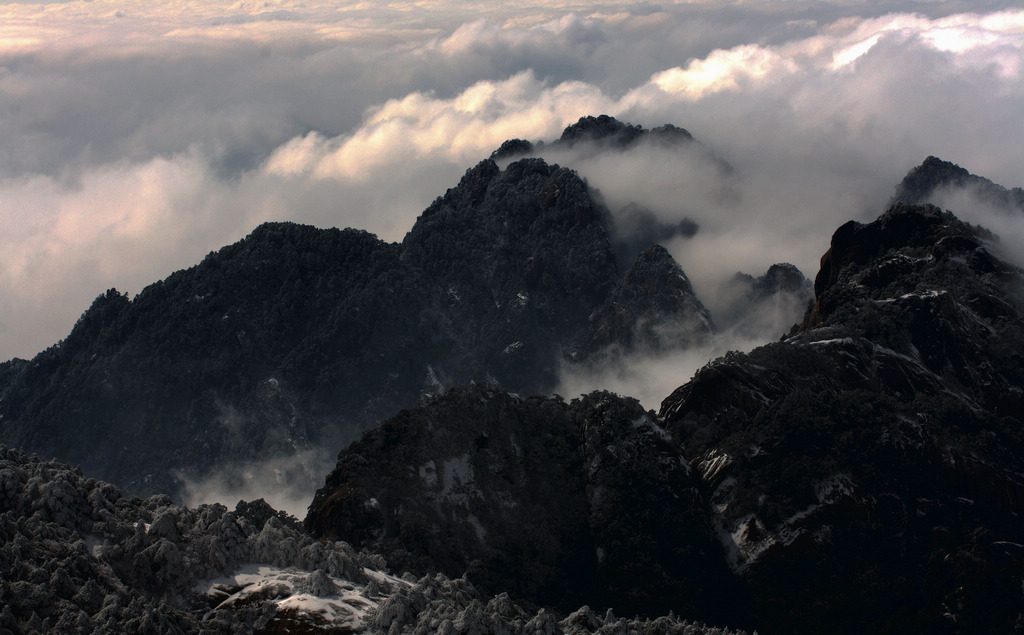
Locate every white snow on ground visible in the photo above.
<box><xmin>873</xmin><ymin>289</ymin><xmax>947</xmax><ymax>304</ymax></box>
<box><xmin>697</xmin><ymin>449</ymin><xmax>732</xmax><ymax>483</ymax></box>
<box><xmin>198</xmin><ymin>564</ymin><xmax>411</xmax><ymax>632</ymax></box>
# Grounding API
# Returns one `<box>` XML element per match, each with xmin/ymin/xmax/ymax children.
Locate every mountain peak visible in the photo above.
<box><xmin>810</xmin><ymin>202</ymin><xmax>988</xmax><ymax>304</ymax></box>
<box><xmin>890</xmin><ymin>156</ymin><xmax>1024</xmax><ymax>211</ymax></box>
<box><xmin>558</xmin><ymin>114</ymin><xmax>645</xmax><ymax>148</ymax></box>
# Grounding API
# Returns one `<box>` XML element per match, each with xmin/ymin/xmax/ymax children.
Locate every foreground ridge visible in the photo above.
<box><xmin>0</xmin><ymin>445</ymin><xmax>749</xmax><ymax>634</ymax></box>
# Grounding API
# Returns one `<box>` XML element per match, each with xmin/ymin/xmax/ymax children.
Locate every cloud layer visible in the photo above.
<box><xmin>1</xmin><ymin>0</ymin><xmax>1022</xmax><ymax>372</ymax></box>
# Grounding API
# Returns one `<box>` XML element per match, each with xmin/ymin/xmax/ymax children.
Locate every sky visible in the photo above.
<box><xmin>1</xmin><ymin>0</ymin><xmax>1023</xmax><ymax>365</ymax></box>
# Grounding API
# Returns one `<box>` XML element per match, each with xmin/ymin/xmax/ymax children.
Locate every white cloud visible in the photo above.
<box><xmin>176</xmin><ymin>448</ymin><xmax>335</xmax><ymax>520</ymax></box>
<box><xmin>649</xmin><ymin>44</ymin><xmax>799</xmax><ymax>100</ymax></box>
<box><xmin>0</xmin><ymin>2</ymin><xmax>1022</xmax><ymax>372</ymax></box>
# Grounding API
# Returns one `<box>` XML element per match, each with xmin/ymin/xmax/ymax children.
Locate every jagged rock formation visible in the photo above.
<box><xmin>307</xmin><ymin>201</ymin><xmax>1024</xmax><ymax>634</ymax></box>
<box><xmin>890</xmin><ymin>155</ymin><xmax>1024</xmax><ymax>211</ymax></box>
<box><xmin>662</xmin><ymin>203</ymin><xmax>1024</xmax><ymax>633</ymax></box>
<box><xmin>305</xmin><ymin>385</ymin><xmax>745</xmax><ymax>626</ymax></box>
<box><xmin>0</xmin><ymin>143</ymin><xmax>714</xmax><ymax>500</ymax></box>
<box><xmin>0</xmin><ymin>445</ymin><xmax>749</xmax><ymax>634</ymax></box>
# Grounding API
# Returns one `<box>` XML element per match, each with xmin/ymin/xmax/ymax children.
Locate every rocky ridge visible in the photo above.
<box><xmin>662</xmin><ymin>202</ymin><xmax>1024</xmax><ymax>633</ymax></box>
<box><xmin>0</xmin><ymin>119</ymin><xmax>756</xmax><ymax>501</ymax></box>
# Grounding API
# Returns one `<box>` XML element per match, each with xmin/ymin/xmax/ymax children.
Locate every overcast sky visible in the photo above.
<box><xmin>1</xmin><ymin>0</ymin><xmax>1022</xmax><ymax>362</ymax></box>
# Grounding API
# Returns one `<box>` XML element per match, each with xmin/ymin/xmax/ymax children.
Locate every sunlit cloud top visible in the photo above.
<box><xmin>0</xmin><ymin>0</ymin><xmax>1022</xmax><ymax>360</ymax></box>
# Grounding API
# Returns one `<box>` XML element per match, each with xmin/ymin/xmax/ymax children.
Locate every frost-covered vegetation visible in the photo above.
<box><xmin>0</xmin><ymin>445</ymin><xmax>748</xmax><ymax>634</ymax></box>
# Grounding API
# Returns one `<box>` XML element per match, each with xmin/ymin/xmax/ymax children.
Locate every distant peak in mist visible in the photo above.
<box><xmin>490</xmin><ymin>138</ymin><xmax>534</xmax><ymax>161</ymax></box>
<box><xmin>608</xmin><ymin>203</ymin><xmax>699</xmax><ymax>269</ymax></box>
<box><xmin>555</xmin><ymin>115</ymin><xmax>699</xmax><ymax>152</ymax></box>
<box><xmin>558</xmin><ymin>114</ymin><xmax>647</xmax><ymax>148</ymax></box>
<box><xmin>489</xmin><ymin>115</ymin><xmax>702</xmax><ymax>163</ymax></box>
<box><xmin>891</xmin><ymin>156</ymin><xmax>1024</xmax><ymax>212</ymax></box>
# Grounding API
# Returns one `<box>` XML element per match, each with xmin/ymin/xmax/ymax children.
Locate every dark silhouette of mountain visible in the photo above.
<box><xmin>304</xmin><ymin>386</ymin><xmax>747</xmax><ymax>625</ymax></box>
<box><xmin>665</xmin><ymin>203</ymin><xmax>1024</xmax><ymax>633</ymax></box>
<box><xmin>891</xmin><ymin>155</ymin><xmax>1024</xmax><ymax>211</ymax></box>
<box><xmin>306</xmin><ymin>202</ymin><xmax>1024</xmax><ymax>633</ymax></box>
<box><xmin>0</xmin><ymin>139</ymin><xmax>720</xmax><ymax>501</ymax></box>
<box><xmin>3</xmin><ymin>122</ymin><xmax>1021</xmax><ymax>633</ymax></box>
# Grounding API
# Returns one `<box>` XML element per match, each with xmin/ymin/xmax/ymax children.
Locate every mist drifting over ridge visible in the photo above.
<box><xmin>1</xmin><ymin>0</ymin><xmax>1022</xmax><ymax>365</ymax></box>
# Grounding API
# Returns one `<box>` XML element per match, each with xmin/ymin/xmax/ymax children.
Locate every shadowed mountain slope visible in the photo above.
<box><xmin>0</xmin><ymin>138</ymin><xmax>718</xmax><ymax>501</ymax></box>
<box><xmin>305</xmin><ymin>386</ymin><xmax>747</xmax><ymax>626</ymax></box>
<box><xmin>661</xmin><ymin>203</ymin><xmax>1024</xmax><ymax>633</ymax></box>
<box><xmin>307</xmin><ymin>201</ymin><xmax>1024</xmax><ymax>634</ymax></box>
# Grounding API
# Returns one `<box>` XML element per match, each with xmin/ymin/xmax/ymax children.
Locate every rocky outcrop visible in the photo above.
<box><xmin>662</xmin><ymin>203</ymin><xmax>1024</xmax><ymax>633</ymax></box>
<box><xmin>305</xmin><ymin>385</ymin><xmax>744</xmax><ymax>626</ymax></box>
